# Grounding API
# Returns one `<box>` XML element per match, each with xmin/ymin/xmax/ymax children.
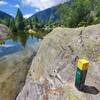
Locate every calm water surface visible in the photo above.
<box><xmin>0</xmin><ymin>36</ymin><xmax>39</xmax><ymax>57</ymax></box>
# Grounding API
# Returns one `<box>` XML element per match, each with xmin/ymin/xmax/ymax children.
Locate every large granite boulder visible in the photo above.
<box><xmin>17</xmin><ymin>24</ymin><xmax>100</xmax><ymax>100</ymax></box>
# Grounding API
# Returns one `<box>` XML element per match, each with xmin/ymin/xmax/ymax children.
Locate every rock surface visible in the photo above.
<box><xmin>16</xmin><ymin>24</ymin><xmax>100</xmax><ymax>100</ymax></box>
<box><xmin>0</xmin><ymin>24</ymin><xmax>10</xmax><ymax>40</ymax></box>
<box><xmin>0</xmin><ymin>43</ymin><xmax>40</xmax><ymax>100</ymax></box>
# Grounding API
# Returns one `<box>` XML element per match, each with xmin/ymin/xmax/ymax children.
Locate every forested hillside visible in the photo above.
<box><xmin>28</xmin><ymin>0</ymin><xmax>100</xmax><ymax>28</ymax></box>
<box><xmin>0</xmin><ymin>11</ymin><xmax>14</xmax><ymax>28</ymax></box>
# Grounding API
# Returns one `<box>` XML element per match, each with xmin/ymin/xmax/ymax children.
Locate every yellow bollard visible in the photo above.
<box><xmin>77</xmin><ymin>59</ymin><xmax>89</xmax><ymax>70</ymax></box>
<box><xmin>75</xmin><ymin>59</ymin><xmax>89</xmax><ymax>90</ymax></box>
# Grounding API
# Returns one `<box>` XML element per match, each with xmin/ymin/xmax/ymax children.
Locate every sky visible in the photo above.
<box><xmin>0</xmin><ymin>0</ymin><xmax>68</xmax><ymax>18</ymax></box>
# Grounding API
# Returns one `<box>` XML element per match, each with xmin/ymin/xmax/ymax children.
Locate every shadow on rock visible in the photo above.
<box><xmin>80</xmin><ymin>85</ymin><xmax>100</xmax><ymax>95</ymax></box>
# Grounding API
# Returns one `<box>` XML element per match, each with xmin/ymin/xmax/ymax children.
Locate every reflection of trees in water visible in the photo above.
<box><xmin>12</xmin><ymin>31</ymin><xmax>29</xmax><ymax>47</ymax></box>
<box><xmin>12</xmin><ymin>32</ymin><xmax>18</xmax><ymax>42</ymax></box>
<box><xmin>18</xmin><ymin>31</ymin><xmax>28</xmax><ymax>47</ymax></box>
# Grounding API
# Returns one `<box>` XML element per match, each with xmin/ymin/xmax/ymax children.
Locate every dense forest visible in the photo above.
<box><xmin>58</xmin><ymin>0</ymin><xmax>100</xmax><ymax>27</ymax></box>
<box><xmin>0</xmin><ymin>0</ymin><xmax>100</xmax><ymax>39</ymax></box>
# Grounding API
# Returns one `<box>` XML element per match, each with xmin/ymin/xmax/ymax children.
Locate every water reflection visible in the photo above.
<box><xmin>0</xmin><ymin>40</ymin><xmax>22</xmax><ymax>57</ymax></box>
<box><xmin>11</xmin><ymin>31</ymin><xmax>28</xmax><ymax>47</ymax></box>
<box><xmin>0</xmin><ymin>31</ymin><xmax>40</xmax><ymax>57</ymax></box>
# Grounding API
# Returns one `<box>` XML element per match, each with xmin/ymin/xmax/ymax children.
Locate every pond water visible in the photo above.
<box><xmin>0</xmin><ymin>36</ymin><xmax>39</xmax><ymax>57</ymax></box>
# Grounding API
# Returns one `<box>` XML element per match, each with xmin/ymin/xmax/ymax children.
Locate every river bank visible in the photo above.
<box><xmin>0</xmin><ymin>41</ymin><xmax>41</xmax><ymax>100</ymax></box>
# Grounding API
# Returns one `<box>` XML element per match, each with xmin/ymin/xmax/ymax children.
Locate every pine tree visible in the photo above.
<box><xmin>29</xmin><ymin>19</ymin><xmax>33</xmax><ymax>29</ymax></box>
<box><xmin>15</xmin><ymin>8</ymin><xmax>24</xmax><ymax>31</ymax></box>
<box><xmin>5</xmin><ymin>17</ymin><xmax>10</xmax><ymax>27</ymax></box>
<box><xmin>9</xmin><ymin>19</ymin><xmax>17</xmax><ymax>32</ymax></box>
<box><xmin>32</xmin><ymin>16</ymin><xmax>39</xmax><ymax>25</ymax></box>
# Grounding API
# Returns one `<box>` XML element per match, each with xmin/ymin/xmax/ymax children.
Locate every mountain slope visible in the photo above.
<box><xmin>16</xmin><ymin>24</ymin><xmax>100</xmax><ymax>100</ymax></box>
<box><xmin>0</xmin><ymin>11</ymin><xmax>14</xmax><ymax>26</ymax></box>
<box><xmin>0</xmin><ymin>11</ymin><xmax>13</xmax><ymax>20</ymax></box>
<box><xmin>31</xmin><ymin>7</ymin><xmax>58</xmax><ymax>22</ymax></box>
<box><xmin>27</xmin><ymin>1</ymin><xmax>71</xmax><ymax>24</ymax></box>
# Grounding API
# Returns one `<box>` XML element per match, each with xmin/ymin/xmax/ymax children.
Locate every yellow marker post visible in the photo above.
<box><xmin>75</xmin><ymin>59</ymin><xmax>89</xmax><ymax>90</ymax></box>
<box><xmin>77</xmin><ymin>59</ymin><xmax>89</xmax><ymax>70</ymax></box>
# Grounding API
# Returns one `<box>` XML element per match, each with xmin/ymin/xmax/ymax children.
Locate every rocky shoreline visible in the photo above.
<box><xmin>0</xmin><ymin>42</ymin><xmax>40</xmax><ymax>100</ymax></box>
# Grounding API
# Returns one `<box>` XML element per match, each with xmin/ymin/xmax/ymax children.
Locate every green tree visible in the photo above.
<box><xmin>73</xmin><ymin>0</ymin><xmax>91</xmax><ymax>26</ymax></box>
<box><xmin>96</xmin><ymin>0</ymin><xmax>100</xmax><ymax>16</ymax></box>
<box><xmin>32</xmin><ymin>16</ymin><xmax>39</xmax><ymax>25</ymax></box>
<box><xmin>29</xmin><ymin>19</ymin><xmax>33</xmax><ymax>29</ymax></box>
<box><xmin>15</xmin><ymin>8</ymin><xmax>24</xmax><ymax>30</ymax></box>
<box><xmin>9</xmin><ymin>19</ymin><xmax>17</xmax><ymax>32</ymax></box>
<box><xmin>58</xmin><ymin>0</ymin><xmax>92</xmax><ymax>27</ymax></box>
<box><xmin>4</xmin><ymin>17</ymin><xmax>10</xmax><ymax>27</ymax></box>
